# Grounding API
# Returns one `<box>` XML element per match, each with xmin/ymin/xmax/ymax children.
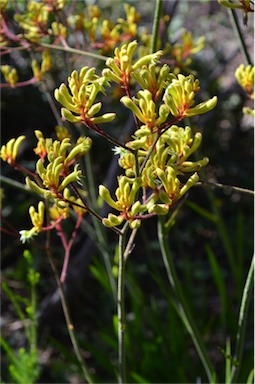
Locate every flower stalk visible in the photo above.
<box><xmin>117</xmin><ymin>223</ymin><xmax>128</xmax><ymax>384</ymax></box>
<box><xmin>157</xmin><ymin>216</ymin><xmax>216</xmax><ymax>384</ymax></box>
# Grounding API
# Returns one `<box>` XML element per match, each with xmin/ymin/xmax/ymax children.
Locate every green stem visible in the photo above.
<box><xmin>231</xmin><ymin>254</ymin><xmax>254</xmax><ymax>383</ymax></box>
<box><xmin>196</xmin><ymin>180</ymin><xmax>254</xmax><ymax>196</ymax></box>
<box><xmin>0</xmin><ymin>174</ymin><xmax>38</xmax><ymax>195</ymax></box>
<box><xmin>84</xmin><ymin>153</ymin><xmax>117</xmax><ymax>299</ymax></box>
<box><xmin>36</xmin><ymin>42</ymin><xmax>108</xmax><ymax>61</ymax></box>
<box><xmin>157</xmin><ymin>217</ymin><xmax>216</xmax><ymax>383</ymax></box>
<box><xmin>46</xmin><ymin>235</ymin><xmax>93</xmax><ymax>384</ymax></box>
<box><xmin>150</xmin><ymin>0</ymin><xmax>162</xmax><ymax>54</ymax></box>
<box><xmin>228</xmin><ymin>9</ymin><xmax>253</xmax><ymax>66</ymax></box>
<box><xmin>117</xmin><ymin>223</ymin><xmax>129</xmax><ymax>384</ymax></box>
<box><xmin>30</xmin><ymin>277</ymin><xmax>37</xmax><ymax>354</ymax></box>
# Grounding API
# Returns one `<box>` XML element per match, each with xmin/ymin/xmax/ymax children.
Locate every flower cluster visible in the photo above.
<box><xmin>14</xmin><ymin>1</ymin><xmax>66</xmax><ymax>42</ymax></box>
<box><xmin>19</xmin><ymin>186</ymin><xmax>87</xmax><ymax>244</ymax></box>
<box><xmin>102</xmin><ymin>40</ymin><xmax>163</xmax><ymax>89</ymax></box>
<box><xmin>67</xmin><ymin>3</ymin><xmax>140</xmax><ymax>53</ymax></box>
<box><xmin>0</xmin><ymin>126</ymin><xmax>91</xmax><ymax>243</ymax></box>
<box><xmin>1</xmin><ymin>2</ymin><xmax>207</xmax><ymax>93</ymax></box>
<box><xmin>26</xmin><ymin>130</ymin><xmax>92</xmax><ymax>199</ymax></box>
<box><xmin>1</xmin><ymin>50</ymin><xmax>52</xmax><ymax>87</ymax></box>
<box><xmin>54</xmin><ymin>67</ymin><xmax>115</xmax><ymax>125</ymax></box>
<box><xmin>97</xmin><ymin>42</ymin><xmax>217</xmax><ymax>229</ymax></box>
<box><xmin>1</xmin><ymin>38</ymin><xmax>217</xmax><ymax>233</ymax></box>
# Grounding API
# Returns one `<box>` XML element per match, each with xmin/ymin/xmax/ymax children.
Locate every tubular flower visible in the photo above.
<box><xmin>14</xmin><ymin>1</ymin><xmax>50</xmax><ymax>42</ymax></box>
<box><xmin>34</xmin><ymin>130</ymin><xmax>91</xmax><ymax>165</ymax></box>
<box><xmin>31</xmin><ymin>49</ymin><xmax>52</xmax><ymax>81</ymax></box>
<box><xmin>49</xmin><ymin>21</ymin><xmax>67</xmax><ymax>38</ymax></box>
<box><xmin>0</xmin><ymin>135</ymin><xmax>25</xmax><ymax>166</ymax></box>
<box><xmin>121</xmin><ymin>90</ymin><xmax>170</xmax><ymax>130</ymax></box>
<box><xmin>48</xmin><ymin>187</ymin><xmax>86</xmax><ymax>221</ymax></box>
<box><xmin>27</xmin><ymin>132</ymin><xmax>91</xmax><ymax>199</ymax></box>
<box><xmin>55</xmin><ymin>126</ymin><xmax>71</xmax><ymax>141</ymax></box>
<box><xmin>102</xmin><ymin>41</ymin><xmax>163</xmax><ymax>86</ymax></box>
<box><xmin>99</xmin><ymin>176</ymin><xmax>146</xmax><ymax>228</ymax></box>
<box><xmin>171</xmin><ymin>29</ymin><xmax>205</xmax><ymax>72</ymax></box>
<box><xmin>132</xmin><ymin>63</ymin><xmax>174</xmax><ymax>101</ymax></box>
<box><xmin>157</xmin><ymin>125</ymin><xmax>209</xmax><ymax>173</ymax></box>
<box><xmin>19</xmin><ymin>201</ymin><xmax>45</xmax><ymax>244</ymax></box>
<box><xmin>62</xmin><ymin>188</ymin><xmax>87</xmax><ymax>216</ymax></box>
<box><xmin>33</xmin><ymin>130</ymin><xmax>51</xmax><ymax>160</ymax></box>
<box><xmin>163</xmin><ymin>74</ymin><xmax>217</xmax><ymax>118</ymax></box>
<box><xmin>147</xmin><ymin>170</ymin><xmax>199</xmax><ymax>216</ymax></box>
<box><xmin>117</xmin><ymin>3</ymin><xmax>140</xmax><ymax>39</ymax></box>
<box><xmin>43</xmin><ymin>0</ymin><xmax>66</xmax><ymax>11</ymax></box>
<box><xmin>26</xmin><ymin>158</ymin><xmax>82</xmax><ymax>199</ymax></box>
<box><xmin>235</xmin><ymin>64</ymin><xmax>254</xmax><ymax>99</ymax></box>
<box><xmin>29</xmin><ymin>201</ymin><xmax>45</xmax><ymax>232</ymax></box>
<box><xmin>54</xmin><ymin>67</ymin><xmax>116</xmax><ymax>124</ymax></box>
<box><xmin>49</xmin><ymin>198</ymin><xmax>70</xmax><ymax>221</ymax></box>
<box><xmin>1</xmin><ymin>65</ymin><xmax>18</xmax><ymax>87</ymax></box>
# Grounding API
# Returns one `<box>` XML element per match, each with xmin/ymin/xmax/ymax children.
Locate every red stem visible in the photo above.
<box><xmin>0</xmin><ymin>77</ymin><xmax>38</xmax><ymax>88</ymax></box>
<box><xmin>60</xmin><ymin>214</ymin><xmax>82</xmax><ymax>283</ymax></box>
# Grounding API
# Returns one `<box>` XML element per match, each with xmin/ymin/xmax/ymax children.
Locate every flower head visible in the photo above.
<box><xmin>54</xmin><ymin>67</ymin><xmax>116</xmax><ymax>124</ymax></box>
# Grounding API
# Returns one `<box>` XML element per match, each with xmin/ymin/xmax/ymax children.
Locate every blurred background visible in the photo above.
<box><xmin>1</xmin><ymin>0</ymin><xmax>254</xmax><ymax>383</ymax></box>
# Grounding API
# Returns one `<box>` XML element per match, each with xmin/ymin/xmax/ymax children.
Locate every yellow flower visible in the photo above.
<box><xmin>0</xmin><ymin>136</ymin><xmax>25</xmax><ymax>166</ymax></box>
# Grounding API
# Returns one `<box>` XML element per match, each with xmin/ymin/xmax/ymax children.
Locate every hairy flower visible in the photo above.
<box><xmin>55</xmin><ymin>67</ymin><xmax>116</xmax><ymax>124</ymax></box>
<box><xmin>102</xmin><ymin>41</ymin><xmax>163</xmax><ymax>86</ymax></box>
<box><xmin>163</xmin><ymin>74</ymin><xmax>217</xmax><ymax>118</ymax></box>
<box><xmin>99</xmin><ymin>176</ymin><xmax>146</xmax><ymax>228</ymax></box>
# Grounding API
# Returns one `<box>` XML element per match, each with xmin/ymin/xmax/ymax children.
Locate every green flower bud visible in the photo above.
<box><xmin>102</xmin><ymin>214</ymin><xmax>124</xmax><ymax>227</ymax></box>
<box><xmin>159</xmin><ymin>190</ymin><xmax>172</xmax><ymax>204</ymax></box>
<box><xmin>59</xmin><ymin>164</ymin><xmax>82</xmax><ymax>190</ymax></box>
<box><xmin>130</xmin><ymin>201</ymin><xmax>147</xmax><ymax>216</ymax></box>
<box><xmin>132</xmin><ymin>50</ymin><xmax>163</xmax><ymax>70</ymax></box>
<box><xmin>25</xmin><ymin>177</ymin><xmax>46</xmax><ymax>195</ymax></box>
<box><xmin>180</xmin><ymin>172</ymin><xmax>199</xmax><ymax>197</ymax></box>
<box><xmin>61</xmin><ymin>108</ymin><xmax>82</xmax><ymax>123</ymax></box>
<box><xmin>129</xmin><ymin>219</ymin><xmax>141</xmax><ymax>229</ymax></box>
<box><xmin>99</xmin><ymin>185</ymin><xmax>119</xmax><ymax>210</ymax></box>
<box><xmin>185</xmin><ymin>96</ymin><xmax>217</xmax><ymax>117</ymax></box>
<box><xmin>87</xmin><ymin>102</ymin><xmax>102</xmax><ymax>118</ymax></box>
<box><xmin>148</xmin><ymin>204</ymin><xmax>169</xmax><ymax>215</ymax></box>
<box><xmin>91</xmin><ymin>113</ymin><xmax>116</xmax><ymax>124</ymax></box>
<box><xmin>121</xmin><ymin>96</ymin><xmax>145</xmax><ymax>123</ymax></box>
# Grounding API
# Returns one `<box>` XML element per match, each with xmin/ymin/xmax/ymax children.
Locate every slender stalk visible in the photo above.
<box><xmin>231</xmin><ymin>254</ymin><xmax>254</xmax><ymax>383</ymax></box>
<box><xmin>69</xmin><ymin>183</ymin><xmax>122</xmax><ymax>235</ymax></box>
<box><xmin>30</xmin><ymin>274</ymin><xmax>37</xmax><ymax>354</ymax></box>
<box><xmin>139</xmin><ymin>132</ymin><xmax>160</xmax><ymax>174</ymax></box>
<box><xmin>0</xmin><ymin>175</ymin><xmax>36</xmax><ymax>195</ymax></box>
<box><xmin>46</xmin><ymin>232</ymin><xmax>93</xmax><ymax>384</ymax></box>
<box><xmin>196</xmin><ymin>180</ymin><xmax>254</xmax><ymax>196</ymax></box>
<box><xmin>36</xmin><ymin>41</ymin><xmax>108</xmax><ymax>61</ymax></box>
<box><xmin>157</xmin><ymin>217</ymin><xmax>216</xmax><ymax>383</ymax></box>
<box><xmin>150</xmin><ymin>0</ymin><xmax>162</xmax><ymax>54</ymax></box>
<box><xmin>124</xmin><ymin>228</ymin><xmax>138</xmax><ymax>262</ymax></box>
<box><xmin>84</xmin><ymin>153</ymin><xmax>117</xmax><ymax>299</ymax></box>
<box><xmin>60</xmin><ymin>215</ymin><xmax>83</xmax><ymax>283</ymax></box>
<box><xmin>228</xmin><ymin>9</ymin><xmax>253</xmax><ymax>66</ymax></box>
<box><xmin>117</xmin><ymin>223</ymin><xmax>129</xmax><ymax>384</ymax></box>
